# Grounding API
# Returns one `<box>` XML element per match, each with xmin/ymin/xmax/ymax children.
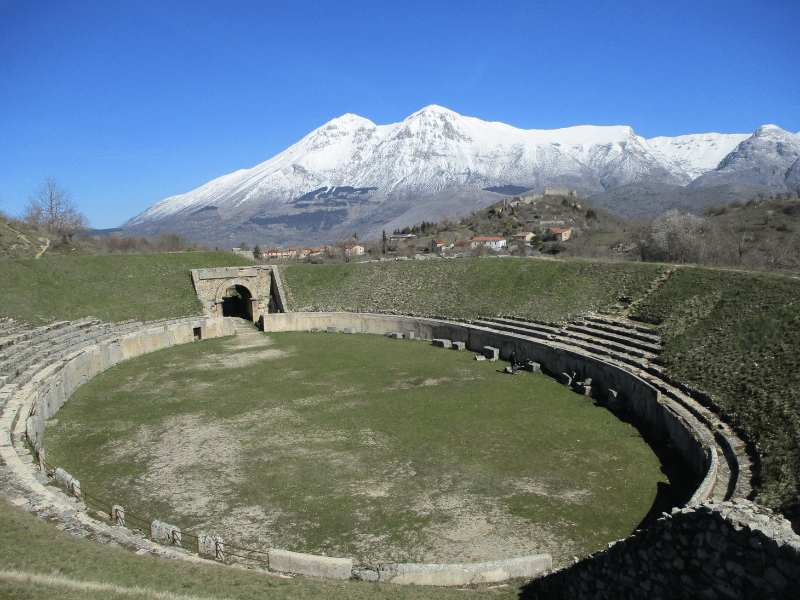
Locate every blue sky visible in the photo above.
<box><xmin>1</xmin><ymin>0</ymin><xmax>798</xmax><ymax>229</ymax></box>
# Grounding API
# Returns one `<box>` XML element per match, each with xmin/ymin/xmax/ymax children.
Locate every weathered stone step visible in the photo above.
<box><xmin>566</xmin><ymin>323</ymin><xmax>663</xmax><ymax>355</ymax></box>
<box><xmin>581</xmin><ymin>314</ymin><xmax>661</xmax><ymax>338</ymax></box>
<box><xmin>473</xmin><ymin>319</ymin><xmax>652</xmax><ymax>373</ymax></box>
<box><xmin>483</xmin><ymin>318</ymin><xmax>658</xmax><ymax>361</ymax></box>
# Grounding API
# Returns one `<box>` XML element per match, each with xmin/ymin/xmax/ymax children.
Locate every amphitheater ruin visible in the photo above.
<box><xmin>1</xmin><ymin>265</ymin><xmax>798</xmax><ymax>597</ymax></box>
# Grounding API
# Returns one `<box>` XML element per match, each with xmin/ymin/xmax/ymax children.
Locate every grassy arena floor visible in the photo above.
<box><xmin>44</xmin><ymin>328</ymin><xmax>668</xmax><ymax>569</ymax></box>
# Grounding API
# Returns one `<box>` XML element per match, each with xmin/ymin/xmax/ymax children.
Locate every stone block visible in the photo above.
<box><xmin>310</xmin><ymin>327</ymin><xmax>321</xmax><ymax>333</ymax></box>
<box><xmin>377</xmin><ymin>555</ymin><xmax>551</xmax><ymax>586</ymax></box>
<box><xmin>388</xmin><ymin>332</ymin><xmax>403</xmax><ymax>339</ymax></box>
<box><xmin>343</xmin><ymin>327</ymin><xmax>356</xmax><ymax>334</ymax></box>
<box><xmin>404</xmin><ymin>332</ymin><xmax>415</xmax><ymax>340</ymax></box>
<box><xmin>269</xmin><ymin>548</ymin><xmax>352</xmax><ymax>580</ymax></box>
<box><xmin>523</xmin><ymin>361</ymin><xmax>540</xmax><ymax>372</ymax></box>
<box><xmin>560</xmin><ymin>373</ymin><xmax>573</xmax><ymax>386</ymax></box>
<box><xmin>326</xmin><ymin>326</ymin><xmax>338</xmax><ymax>333</ymax></box>
<box><xmin>474</xmin><ymin>355</ymin><xmax>486</xmax><ymax>361</ymax></box>
<box><xmin>150</xmin><ymin>519</ymin><xmax>180</xmax><ymax>545</ymax></box>
<box><xmin>432</xmin><ymin>339</ymin><xmax>452</xmax><ymax>349</ymax></box>
<box><xmin>452</xmin><ymin>341</ymin><xmax>465</xmax><ymax>350</ymax></box>
<box><xmin>198</xmin><ymin>532</ymin><xmax>221</xmax><ymax>557</ymax></box>
<box><xmin>483</xmin><ymin>346</ymin><xmax>499</xmax><ymax>360</ymax></box>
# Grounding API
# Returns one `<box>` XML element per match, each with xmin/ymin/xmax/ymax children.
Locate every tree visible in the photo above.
<box><xmin>253</xmin><ymin>243</ymin><xmax>261</xmax><ymax>258</ymax></box>
<box><xmin>382</xmin><ymin>230</ymin><xmax>388</xmax><ymax>255</ymax></box>
<box><xmin>25</xmin><ymin>177</ymin><xmax>89</xmax><ymax>238</ymax></box>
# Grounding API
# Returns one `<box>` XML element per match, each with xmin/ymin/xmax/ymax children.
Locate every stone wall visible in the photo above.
<box><xmin>257</xmin><ymin>311</ymin><xmax>800</xmax><ymax>595</ymax></box>
<box><xmin>525</xmin><ymin>500</ymin><xmax>800</xmax><ymax>600</ymax></box>
<box><xmin>190</xmin><ymin>266</ymin><xmax>287</xmax><ymax>323</ymax></box>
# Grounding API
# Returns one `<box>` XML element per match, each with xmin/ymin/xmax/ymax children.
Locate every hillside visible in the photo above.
<box><xmin>0</xmin><ymin>219</ymin><xmax>52</xmax><ymax>260</ymax></box>
<box><xmin>2</xmin><ymin>252</ymin><xmax>798</xmax><ymax>516</ymax></box>
<box><xmin>0</xmin><ymin>252</ymin><xmax>258</xmax><ymax>325</ymax></box>
<box><xmin>282</xmin><ymin>259</ymin><xmax>800</xmax><ymax>516</ymax></box>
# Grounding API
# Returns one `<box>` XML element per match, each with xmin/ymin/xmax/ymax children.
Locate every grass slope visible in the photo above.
<box><xmin>629</xmin><ymin>267</ymin><xmax>800</xmax><ymax>514</ymax></box>
<box><xmin>0</xmin><ymin>498</ymin><xmax>511</xmax><ymax>600</ymax></box>
<box><xmin>282</xmin><ymin>258</ymin><xmax>665</xmax><ymax>321</ymax></box>
<box><xmin>0</xmin><ymin>252</ymin><xmax>258</xmax><ymax>325</ymax></box>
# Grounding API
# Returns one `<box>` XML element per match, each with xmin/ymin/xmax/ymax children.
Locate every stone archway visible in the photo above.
<box><xmin>191</xmin><ymin>266</ymin><xmax>288</xmax><ymax>325</ymax></box>
<box><xmin>220</xmin><ymin>284</ymin><xmax>254</xmax><ymax>320</ymax></box>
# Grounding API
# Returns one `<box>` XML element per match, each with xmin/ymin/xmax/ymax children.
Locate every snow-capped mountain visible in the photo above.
<box><xmin>120</xmin><ymin>106</ymin><xmax>798</xmax><ymax>245</ymax></box>
<box><xmin>690</xmin><ymin>125</ymin><xmax>800</xmax><ymax>188</ymax></box>
<box><xmin>647</xmin><ymin>133</ymin><xmax>749</xmax><ymax>180</ymax></box>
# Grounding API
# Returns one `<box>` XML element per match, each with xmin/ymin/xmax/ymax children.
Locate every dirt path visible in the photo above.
<box><xmin>6</xmin><ymin>224</ymin><xmax>50</xmax><ymax>259</ymax></box>
<box><xmin>34</xmin><ymin>237</ymin><xmax>50</xmax><ymax>259</ymax></box>
<box><xmin>623</xmin><ymin>266</ymin><xmax>678</xmax><ymax>318</ymax></box>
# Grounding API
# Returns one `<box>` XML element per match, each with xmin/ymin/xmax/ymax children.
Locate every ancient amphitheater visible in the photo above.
<box><xmin>1</xmin><ymin>265</ymin><xmax>798</xmax><ymax>599</ymax></box>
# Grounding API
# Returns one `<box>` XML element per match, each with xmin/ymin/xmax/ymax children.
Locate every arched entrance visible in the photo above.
<box><xmin>221</xmin><ymin>284</ymin><xmax>254</xmax><ymax>320</ymax></box>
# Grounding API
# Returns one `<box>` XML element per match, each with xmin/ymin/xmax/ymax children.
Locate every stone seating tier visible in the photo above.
<box><xmin>473</xmin><ymin>320</ymin><xmax>655</xmax><ymax>370</ymax></box>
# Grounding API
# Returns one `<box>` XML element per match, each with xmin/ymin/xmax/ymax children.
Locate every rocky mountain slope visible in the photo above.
<box><xmin>119</xmin><ymin>106</ymin><xmax>798</xmax><ymax>246</ymax></box>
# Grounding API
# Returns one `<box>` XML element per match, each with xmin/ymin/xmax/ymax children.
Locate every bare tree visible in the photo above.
<box><xmin>25</xmin><ymin>177</ymin><xmax>89</xmax><ymax>238</ymax></box>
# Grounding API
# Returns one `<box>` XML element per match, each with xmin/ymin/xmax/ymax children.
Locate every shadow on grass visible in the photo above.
<box><xmin>516</xmin><ymin>403</ymin><xmax>697</xmax><ymax>599</ymax></box>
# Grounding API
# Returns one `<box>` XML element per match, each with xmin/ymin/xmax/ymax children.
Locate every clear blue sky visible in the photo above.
<box><xmin>1</xmin><ymin>0</ymin><xmax>798</xmax><ymax>229</ymax></box>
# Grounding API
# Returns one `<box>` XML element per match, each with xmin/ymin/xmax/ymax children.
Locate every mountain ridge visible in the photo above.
<box><xmin>120</xmin><ymin>106</ymin><xmax>799</xmax><ymax>246</ymax></box>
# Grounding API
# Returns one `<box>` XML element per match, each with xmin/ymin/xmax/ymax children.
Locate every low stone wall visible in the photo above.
<box><xmin>1</xmin><ymin>317</ymin><xmax>237</xmax><ymax>569</ymax></box>
<box><xmin>20</xmin><ymin>318</ymin><xmax>235</xmax><ymax>450</ymax></box>
<box><xmin>5</xmin><ymin>310</ymin><xmax>773</xmax><ymax>590</ymax></box>
<box><xmin>526</xmin><ymin>500</ymin><xmax>800</xmax><ymax>600</ymax></box>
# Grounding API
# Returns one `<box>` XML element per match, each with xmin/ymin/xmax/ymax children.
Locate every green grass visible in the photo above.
<box><xmin>0</xmin><ymin>497</ymin><xmax>518</xmax><ymax>600</ymax></box>
<box><xmin>587</xmin><ymin>233</ymin><xmax>625</xmax><ymax>246</ymax></box>
<box><xmin>282</xmin><ymin>258</ymin><xmax>665</xmax><ymax>321</ymax></box>
<box><xmin>630</xmin><ymin>266</ymin><xmax>800</xmax><ymax>513</ymax></box>
<box><xmin>43</xmin><ymin>331</ymin><xmax>666</xmax><ymax>569</ymax></box>
<box><xmin>0</xmin><ymin>252</ymin><xmax>258</xmax><ymax>325</ymax></box>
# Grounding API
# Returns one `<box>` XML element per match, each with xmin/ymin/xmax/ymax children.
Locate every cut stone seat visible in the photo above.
<box><xmin>1</xmin><ymin>321</ymin><xmax>144</xmax><ymax>384</ymax></box>
<box><xmin>431</xmin><ymin>339</ymin><xmax>452</xmax><ymax>349</ymax></box>
<box><xmin>474</xmin><ymin>319</ymin><xmax>655</xmax><ymax>370</ymax></box>
<box><xmin>343</xmin><ymin>327</ymin><xmax>356</xmax><ymax>334</ymax></box>
<box><xmin>1</xmin><ymin>319</ymin><xmax>100</xmax><ymax>361</ymax></box>
<box><xmin>483</xmin><ymin>346</ymin><xmax>499</xmax><ymax>360</ymax></box>
<box><xmin>574</xmin><ymin>319</ymin><xmax>663</xmax><ymax>346</ymax></box>
<box><xmin>485</xmin><ymin>318</ymin><xmax>659</xmax><ymax>358</ymax></box>
<box><xmin>559</xmin><ymin>329</ymin><xmax>657</xmax><ymax>359</ymax></box>
<box><xmin>452</xmin><ymin>341</ymin><xmax>465</xmax><ymax>351</ymax></box>
<box><xmin>566</xmin><ymin>323</ymin><xmax>663</xmax><ymax>354</ymax></box>
<box><xmin>582</xmin><ymin>314</ymin><xmax>660</xmax><ymax>337</ymax></box>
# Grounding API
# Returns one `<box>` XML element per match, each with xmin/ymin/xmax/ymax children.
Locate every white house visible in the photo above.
<box><xmin>470</xmin><ymin>236</ymin><xmax>507</xmax><ymax>250</ymax></box>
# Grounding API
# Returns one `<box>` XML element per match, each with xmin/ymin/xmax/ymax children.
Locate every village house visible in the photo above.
<box><xmin>512</xmin><ymin>231</ymin><xmax>537</xmax><ymax>242</ymax></box>
<box><xmin>287</xmin><ymin>246</ymin><xmax>310</xmax><ymax>259</ymax></box>
<box><xmin>309</xmin><ymin>246</ymin><xmax>325</xmax><ymax>257</ymax></box>
<box><xmin>390</xmin><ymin>233</ymin><xmax>417</xmax><ymax>243</ymax></box>
<box><xmin>453</xmin><ymin>240</ymin><xmax>472</xmax><ymax>251</ymax></box>
<box><xmin>548</xmin><ymin>227</ymin><xmax>573</xmax><ymax>242</ymax></box>
<box><xmin>265</xmin><ymin>248</ymin><xmax>293</xmax><ymax>260</ymax></box>
<box><xmin>430</xmin><ymin>238</ymin><xmax>454</xmax><ymax>251</ymax></box>
<box><xmin>470</xmin><ymin>236</ymin><xmax>507</xmax><ymax>250</ymax></box>
<box><xmin>345</xmin><ymin>243</ymin><xmax>365</xmax><ymax>257</ymax></box>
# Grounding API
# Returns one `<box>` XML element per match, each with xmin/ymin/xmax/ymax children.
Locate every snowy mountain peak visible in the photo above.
<box><xmin>122</xmin><ymin>106</ymin><xmax>794</xmax><ymax>246</ymax></box>
<box><xmin>753</xmin><ymin>124</ymin><xmax>795</xmax><ymax>139</ymax></box>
